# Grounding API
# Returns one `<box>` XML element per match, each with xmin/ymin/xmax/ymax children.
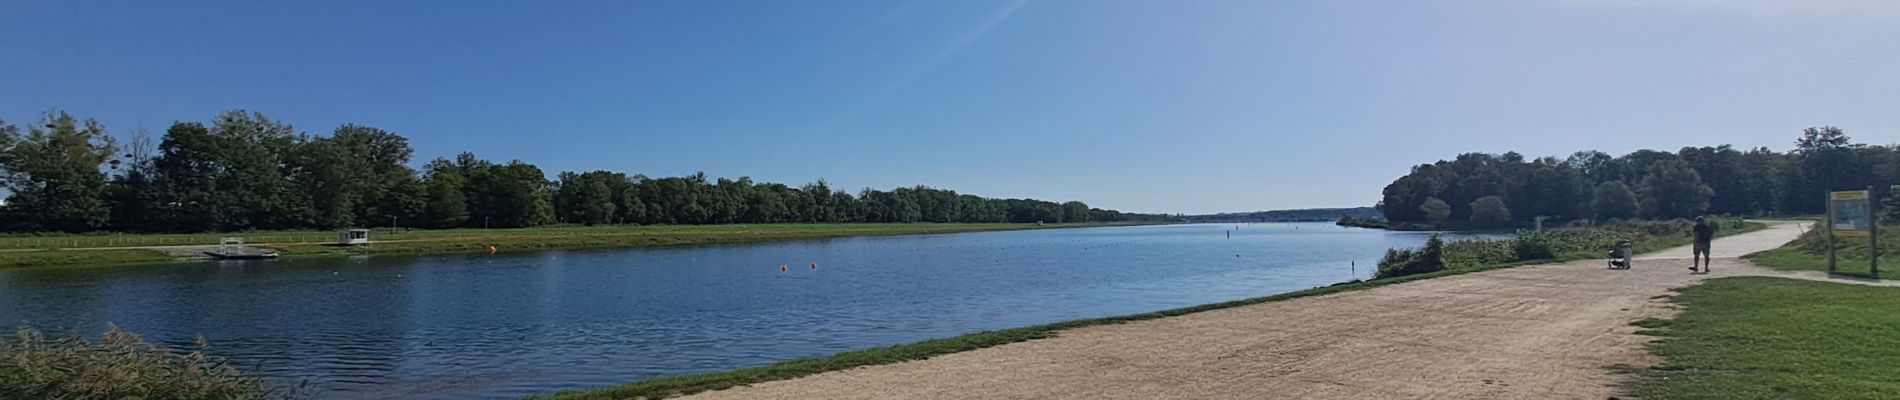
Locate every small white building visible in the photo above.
<box><xmin>338</xmin><ymin>229</ymin><xmax>371</xmax><ymax>245</ymax></box>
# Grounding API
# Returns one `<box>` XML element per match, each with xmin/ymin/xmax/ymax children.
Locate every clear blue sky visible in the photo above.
<box><xmin>3</xmin><ymin>1</ymin><xmax>1895</xmax><ymax>214</ymax></box>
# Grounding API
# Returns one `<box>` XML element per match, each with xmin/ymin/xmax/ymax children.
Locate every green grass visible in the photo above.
<box><xmin>1630</xmin><ymin>277</ymin><xmax>1900</xmax><ymax>400</ymax></box>
<box><xmin>0</xmin><ymin>223</ymin><xmax>1141</xmax><ymax>250</ymax></box>
<box><xmin>2</xmin><ymin>325</ymin><xmax>302</xmax><ymax>400</ymax></box>
<box><xmin>0</xmin><ymin>249</ymin><xmax>174</xmax><ymax>268</ymax></box>
<box><xmin>1746</xmin><ymin>222</ymin><xmax>1894</xmax><ymax>278</ymax></box>
<box><xmin>0</xmin><ymin>223</ymin><xmax>1151</xmax><ymax>268</ymax></box>
<box><xmin>264</xmin><ymin>223</ymin><xmax>1142</xmax><ymax>257</ymax></box>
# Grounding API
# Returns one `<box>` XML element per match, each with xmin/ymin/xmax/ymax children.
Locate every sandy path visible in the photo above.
<box><xmin>680</xmin><ymin>222</ymin><xmax>1816</xmax><ymax>400</ymax></box>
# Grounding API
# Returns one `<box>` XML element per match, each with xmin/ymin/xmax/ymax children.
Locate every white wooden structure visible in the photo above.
<box><xmin>338</xmin><ymin>229</ymin><xmax>370</xmax><ymax>245</ymax></box>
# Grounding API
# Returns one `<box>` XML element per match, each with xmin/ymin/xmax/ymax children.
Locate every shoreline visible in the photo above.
<box><xmin>541</xmin><ymin>220</ymin><xmax>1772</xmax><ymax>400</ymax></box>
<box><xmin>0</xmin><ymin>222</ymin><xmax>1163</xmax><ymax>269</ymax></box>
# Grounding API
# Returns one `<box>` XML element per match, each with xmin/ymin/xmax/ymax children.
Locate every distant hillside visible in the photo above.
<box><xmin>1185</xmin><ymin>207</ymin><xmax>1382</xmax><ymax>223</ymax></box>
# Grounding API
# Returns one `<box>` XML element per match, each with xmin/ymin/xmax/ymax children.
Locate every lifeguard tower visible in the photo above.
<box><xmin>338</xmin><ymin>228</ymin><xmax>371</xmax><ymax>245</ymax></box>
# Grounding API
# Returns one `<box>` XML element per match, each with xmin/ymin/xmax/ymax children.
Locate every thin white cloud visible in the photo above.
<box><xmin>1546</xmin><ymin>0</ymin><xmax>1900</xmax><ymax>21</ymax></box>
<box><xmin>815</xmin><ymin>0</ymin><xmax>1031</xmax><ymax>134</ymax></box>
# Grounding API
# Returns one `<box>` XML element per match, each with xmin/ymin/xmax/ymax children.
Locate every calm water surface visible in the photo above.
<box><xmin>0</xmin><ymin>223</ymin><xmax>1491</xmax><ymax>399</ymax></box>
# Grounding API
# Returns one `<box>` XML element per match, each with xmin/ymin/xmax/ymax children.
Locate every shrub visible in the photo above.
<box><xmin>1511</xmin><ymin>231</ymin><xmax>1556</xmax><ymax>260</ymax></box>
<box><xmin>1377</xmin><ymin>234</ymin><xmax>1446</xmax><ymax>279</ymax></box>
<box><xmin>0</xmin><ymin>325</ymin><xmax>301</xmax><ymax>400</ymax></box>
<box><xmin>1443</xmin><ymin>238</ymin><xmax>1514</xmax><ymax>267</ymax></box>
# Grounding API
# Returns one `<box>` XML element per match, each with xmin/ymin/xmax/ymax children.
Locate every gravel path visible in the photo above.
<box><xmin>679</xmin><ymin>221</ymin><xmax>1821</xmax><ymax>400</ymax></box>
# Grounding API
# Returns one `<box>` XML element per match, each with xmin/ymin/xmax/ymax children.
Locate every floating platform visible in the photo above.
<box><xmin>204</xmin><ymin>249</ymin><xmax>280</xmax><ymax>260</ymax></box>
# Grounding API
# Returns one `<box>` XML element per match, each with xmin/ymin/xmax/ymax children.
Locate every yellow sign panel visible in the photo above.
<box><xmin>1832</xmin><ymin>190</ymin><xmax>1869</xmax><ymax>200</ymax></box>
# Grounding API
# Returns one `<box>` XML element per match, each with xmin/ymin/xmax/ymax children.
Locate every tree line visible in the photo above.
<box><xmin>1187</xmin><ymin>207</ymin><xmax>1379</xmax><ymax>223</ymax></box>
<box><xmin>0</xmin><ymin>110</ymin><xmax>1164</xmax><ymax>233</ymax></box>
<box><xmin>1377</xmin><ymin>127</ymin><xmax>1899</xmax><ymax>228</ymax></box>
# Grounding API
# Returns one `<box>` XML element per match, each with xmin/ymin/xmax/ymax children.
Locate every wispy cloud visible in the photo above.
<box><xmin>1546</xmin><ymin>0</ymin><xmax>1900</xmax><ymax>21</ymax></box>
<box><xmin>814</xmin><ymin>0</ymin><xmax>1032</xmax><ymax>134</ymax></box>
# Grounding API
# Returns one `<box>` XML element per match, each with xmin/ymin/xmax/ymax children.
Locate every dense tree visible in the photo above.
<box><xmin>0</xmin><ymin>109</ymin><xmax>1159</xmax><ymax>233</ymax></box>
<box><xmin>465</xmin><ymin>159</ymin><xmax>554</xmax><ymax>228</ymax></box>
<box><xmin>146</xmin><ymin>111</ymin><xmax>305</xmax><ymax>231</ymax></box>
<box><xmin>1376</xmin><ymin>127</ymin><xmax>1896</xmax><ymax>226</ymax></box>
<box><xmin>1637</xmin><ymin>158</ymin><xmax>1714</xmax><ymax>219</ymax></box>
<box><xmin>421</xmin><ymin>159</ymin><xmax>470</xmax><ymax>229</ymax></box>
<box><xmin>1469</xmin><ymin>196</ymin><xmax>1512</xmax><ymax>228</ymax></box>
<box><xmin>1420</xmin><ymin>197</ymin><xmax>1451</xmax><ymax>225</ymax></box>
<box><xmin>1786</xmin><ymin>126</ymin><xmax>1866</xmax><ymax>214</ymax></box>
<box><xmin>0</xmin><ymin>113</ymin><xmax>117</xmax><ymax>232</ymax></box>
<box><xmin>555</xmin><ymin>171</ymin><xmax>626</xmax><ymax>225</ymax></box>
<box><xmin>1592</xmin><ymin>181</ymin><xmax>1639</xmax><ymax>221</ymax></box>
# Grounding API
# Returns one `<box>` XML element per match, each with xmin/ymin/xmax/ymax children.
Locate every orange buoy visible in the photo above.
<box><xmin>810</xmin><ymin>262</ymin><xmax>818</xmax><ymax>270</ymax></box>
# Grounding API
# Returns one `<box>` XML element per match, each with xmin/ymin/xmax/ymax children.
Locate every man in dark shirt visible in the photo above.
<box><xmin>1690</xmin><ymin>217</ymin><xmax>1716</xmax><ymax>273</ymax></box>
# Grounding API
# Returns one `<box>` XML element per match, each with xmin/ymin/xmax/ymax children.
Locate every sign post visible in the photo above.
<box><xmin>1828</xmin><ymin>190</ymin><xmax>1875</xmax><ymax>275</ymax></box>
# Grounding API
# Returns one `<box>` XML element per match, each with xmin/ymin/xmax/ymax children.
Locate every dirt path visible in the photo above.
<box><xmin>680</xmin><ymin>222</ymin><xmax>1815</xmax><ymax>400</ymax></box>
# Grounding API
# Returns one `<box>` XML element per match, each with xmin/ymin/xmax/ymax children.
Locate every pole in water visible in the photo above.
<box><xmin>1351</xmin><ymin>260</ymin><xmax>1356</xmax><ymax>280</ymax></box>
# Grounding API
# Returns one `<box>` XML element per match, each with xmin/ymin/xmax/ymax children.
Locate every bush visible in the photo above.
<box><xmin>0</xmin><ymin>325</ymin><xmax>301</xmax><ymax>400</ymax></box>
<box><xmin>1511</xmin><ymin>231</ymin><xmax>1556</xmax><ymax>260</ymax></box>
<box><xmin>1443</xmin><ymin>238</ymin><xmax>1514</xmax><ymax>267</ymax></box>
<box><xmin>1377</xmin><ymin>234</ymin><xmax>1446</xmax><ymax>279</ymax></box>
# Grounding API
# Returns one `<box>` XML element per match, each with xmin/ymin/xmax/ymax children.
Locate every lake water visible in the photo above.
<box><xmin>0</xmin><ymin>223</ymin><xmax>1490</xmax><ymax>399</ymax></box>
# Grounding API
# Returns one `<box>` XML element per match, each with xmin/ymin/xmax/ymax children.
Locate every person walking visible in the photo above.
<box><xmin>1689</xmin><ymin>217</ymin><xmax>1716</xmax><ymax>273</ymax></box>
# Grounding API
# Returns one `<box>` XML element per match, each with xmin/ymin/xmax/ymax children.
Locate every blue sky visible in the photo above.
<box><xmin>3</xmin><ymin>1</ymin><xmax>1896</xmax><ymax>214</ymax></box>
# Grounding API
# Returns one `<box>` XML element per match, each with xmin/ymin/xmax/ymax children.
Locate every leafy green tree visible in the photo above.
<box><xmin>148</xmin><ymin>111</ymin><xmax>304</xmax><ymax>231</ymax></box>
<box><xmin>1061</xmin><ymin>201</ymin><xmax>1090</xmax><ymax>223</ymax></box>
<box><xmin>1785</xmin><ymin>126</ymin><xmax>1866</xmax><ymax>214</ymax></box>
<box><xmin>1638</xmin><ymin>158</ymin><xmax>1714</xmax><ymax>219</ymax></box>
<box><xmin>421</xmin><ymin>158</ymin><xmax>470</xmax><ymax>228</ymax></box>
<box><xmin>556</xmin><ymin>171</ymin><xmax>628</xmax><ymax>225</ymax></box>
<box><xmin>1420</xmin><ymin>197</ymin><xmax>1451</xmax><ymax>225</ymax></box>
<box><xmin>0</xmin><ymin>112</ymin><xmax>117</xmax><ymax>232</ymax></box>
<box><xmin>1469</xmin><ymin>195</ymin><xmax>1512</xmax><ymax>228</ymax></box>
<box><xmin>1592</xmin><ymin>181</ymin><xmax>1638</xmax><ymax>221</ymax></box>
<box><xmin>465</xmin><ymin>160</ymin><xmax>553</xmax><ymax>228</ymax></box>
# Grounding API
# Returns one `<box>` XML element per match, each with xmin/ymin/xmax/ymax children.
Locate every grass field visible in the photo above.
<box><xmin>0</xmin><ymin>249</ymin><xmax>174</xmax><ymax>268</ymax></box>
<box><xmin>1631</xmin><ymin>277</ymin><xmax>1900</xmax><ymax>399</ymax></box>
<box><xmin>1746</xmin><ymin>222</ymin><xmax>1893</xmax><ymax>278</ymax></box>
<box><xmin>0</xmin><ymin>223</ymin><xmax>1132</xmax><ymax>250</ymax></box>
<box><xmin>0</xmin><ymin>223</ymin><xmax>1150</xmax><ymax>268</ymax></box>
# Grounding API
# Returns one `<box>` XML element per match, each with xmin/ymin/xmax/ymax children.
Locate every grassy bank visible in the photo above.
<box><xmin>1747</xmin><ymin>222</ymin><xmax>1893</xmax><ymax>278</ymax></box>
<box><xmin>0</xmin><ymin>223</ymin><xmax>1151</xmax><ymax>268</ymax></box>
<box><xmin>1</xmin><ymin>326</ymin><xmax>301</xmax><ymax>400</ymax></box>
<box><xmin>0</xmin><ymin>249</ymin><xmax>175</xmax><ymax>268</ymax></box>
<box><xmin>542</xmin><ymin>221</ymin><xmax>1753</xmax><ymax>399</ymax></box>
<box><xmin>1630</xmin><ymin>277</ymin><xmax>1900</xmax><ymax>399</ymax></box>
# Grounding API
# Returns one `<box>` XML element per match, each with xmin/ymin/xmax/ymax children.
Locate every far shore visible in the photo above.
<box><xmin>0</xmin><ymin>222</ymin><xmax>1163</xmax><ymax>269</ymax></box>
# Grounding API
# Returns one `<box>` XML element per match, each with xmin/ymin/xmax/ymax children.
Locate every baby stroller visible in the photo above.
<box><xmin>1606</xmin><ymin>240</ymin><xmax>1633</xmax><ymax>269</ymax></box>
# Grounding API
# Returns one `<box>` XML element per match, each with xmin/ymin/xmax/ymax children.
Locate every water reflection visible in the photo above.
<box><xmin>0</xmin><ymin>223</ymin><xmax>1493</xmax><ymax>399</ymax></box>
